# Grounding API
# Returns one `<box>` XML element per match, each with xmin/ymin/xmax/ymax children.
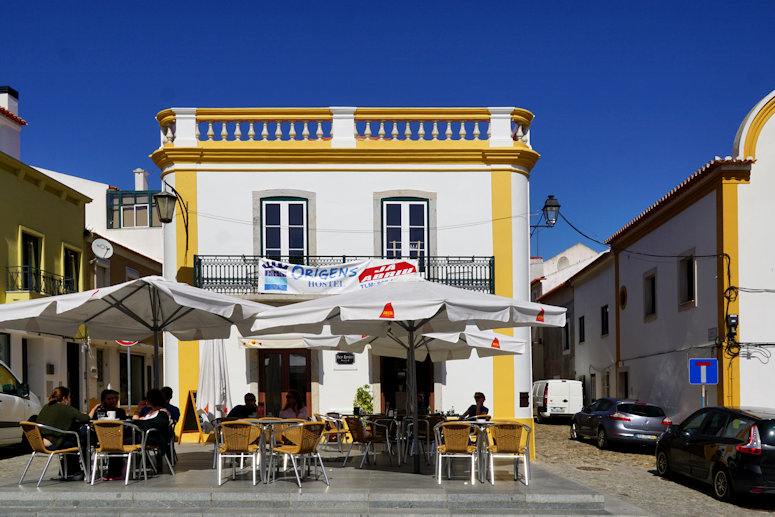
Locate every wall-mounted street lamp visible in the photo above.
<box><xmin>153</xmin><ymin>182</ymin><xmax>189</xmax><ymax>252</ymax></box>
<box><xmin>531</xmin><ymin>195</ymin><xmax>561</xmax><ymax>229</ymax></box>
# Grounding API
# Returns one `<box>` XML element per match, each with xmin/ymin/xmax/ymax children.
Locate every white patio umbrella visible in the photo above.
<box><xmin>0</xmin><ymin>276</ymin><xmax>272</xmax><ymax>387</ymax></box>
<box><xmin>196</xmin><ymin>339</ymin><xmax>233</xmax><ymax>422</ymax></box>
<box><xmin>250</xmin><ymin>275</ymin><xmax>565</xmax><ymax>473</ymax></box>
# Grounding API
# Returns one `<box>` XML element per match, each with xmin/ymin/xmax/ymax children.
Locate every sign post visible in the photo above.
<box><xmin>116</xmin><ymin>340</ymin><xmax>138</xmax><ymax>411</ymax></box>
<box><xmin>689</xmin><ymin>358</ymin><xmax>718</xmax><ymax>408</ymax></box>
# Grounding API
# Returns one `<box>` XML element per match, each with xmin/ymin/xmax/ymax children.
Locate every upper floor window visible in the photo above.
<box><xmin>262</xmin><ymin>198</ymin><xmax>307</xmax><ymax>263</ymax></box>
<box><xmin>382</xmin><ymin>198</ymin><xmax>427</xmax><ymax>259</ymax></box>
<box><xmin>563</xmin><ymin>322</ymin><xmax>570</xmax><ymax>352</ymax></box>
<box><xmin>21</xmin><ymin>232</ymin><xmax>41</xmax><ymax>291</ymax></box>
<box><xmin>578</xmin><ymin>315</ymin><xmax>585</xmax><ymax>343</ymax></box>
<box><xmin>600</xmin><ymin>305</ymin><xmax>609</xmax><ymax>336</ymax></box>
<box><xmin>678</xmin><ymin>255</ymin><xmax>696</xmax><ymax>306</ymax></box>
<box><xmin>644</xmin><ymin>271</ymin><xmax>657</xmax><ymax>318</ymax></box>
<box><xmin>107</xmin><ymin>191</ymin><xmax>161</xmax><ymax>229</ymax></box>
<box><xmin>63</xmin><ymin>248</ymin><xmax>80</xmax><ymax>292</ymax></box>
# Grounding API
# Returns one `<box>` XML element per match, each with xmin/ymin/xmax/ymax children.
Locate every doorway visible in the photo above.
<box><xmin>66</xmin><ymin>342</ymin><xmax>81</xmax><ymax>410</ymax></box>
<box><xmin>380</xmin><ymin>357</ymin><xmax>434</xmax><ymax>415</ymax></box>
<box><xmin>258</xmin><ymin>349</ymin><xmax>311</xmax><ymax>417</ymax></box>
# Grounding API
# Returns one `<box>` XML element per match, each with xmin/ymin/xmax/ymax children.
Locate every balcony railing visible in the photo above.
<box><xmin>6</xmin><ymin>266</ymin><xmax>77</xmax><ymax>296</ymax></box>
<box><xmin>194</xmin><ymin>255</ymin><xmax>495</xmax><ymax>295</ymax></box>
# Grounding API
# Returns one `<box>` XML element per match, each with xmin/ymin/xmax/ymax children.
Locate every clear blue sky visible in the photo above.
<box><xmin>5</xmin><ymin>1</ymin><xmax>774</xmax><ymax>259</ymax></box>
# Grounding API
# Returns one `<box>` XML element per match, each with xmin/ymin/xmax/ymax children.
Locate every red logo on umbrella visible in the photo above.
<box><xmin>491</xmin><ymin>337</ymin><xmax>500</xmax><ymax>349</ymax></box>
<box><xmin>536</xmin><ymin>308</ymin><xmax>545</xmax><ymax>322</ymax></box>
<box><xmin>380</xmin><ymin>303</ymin><xmax>395</xmax><ymax>318</ymax></box>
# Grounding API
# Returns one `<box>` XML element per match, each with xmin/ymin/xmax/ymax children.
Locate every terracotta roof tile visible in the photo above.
<box><xmin>606</xmin><ymin>158</ymin><xmax>753</xmax><ymax>244</ymax></box>
<box><xmin>0</xmin><ymin>106</ymin><xmax>27</xmax><ymax>125</ymax></box>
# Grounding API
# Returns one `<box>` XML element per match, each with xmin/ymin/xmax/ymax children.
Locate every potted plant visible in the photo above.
<box><xmin>353</xmin><ymin>384</ymin><xmax>373</xmax><ymax>415</ymax></box>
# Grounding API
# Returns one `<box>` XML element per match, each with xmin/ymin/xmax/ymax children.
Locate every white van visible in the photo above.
<box><xmin>532</xmin><ymin>379</ymin><xmax>583</xmax><ymax>422</ymax></box>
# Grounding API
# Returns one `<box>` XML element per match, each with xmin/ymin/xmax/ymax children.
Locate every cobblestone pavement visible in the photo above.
<box><xmin>534</xmin><ymin>421</ymin><xmax>775</xmax><ymax>516</ymax></box>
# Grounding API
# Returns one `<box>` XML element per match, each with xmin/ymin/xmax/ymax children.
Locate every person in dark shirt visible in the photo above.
<box><xmin>461</xmin><ymin>392</ymin><xmax>489</xmax><ymax>419</ymax></box>
<box><xmin>132</xmin><ymin>389</ymin><xmax>171</xmax><ymax>473</ymax></box>
<box><xmin>36</xmin><ymin>386</ymin><xmax>89</xmax><ymax>479</ymax></box>
<box><xmin>88</xmin><ymin>389</ymin><xmax>127</xmax><ymax>420</ymax></box>
<box><xmin>227</xmin><ymin>393</ymin><xmax>258</xmax><ymax>418</ymax></box>
<box><xmin>161</xmin><ymin>386</ymin><xmax>181</xmax><ymax>422</ymax></box>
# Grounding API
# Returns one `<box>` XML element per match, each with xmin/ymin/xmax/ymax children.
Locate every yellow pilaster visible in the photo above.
<box><xmin>717</xmin><ymin>178</ymin><xmax>741</xmax><ymax>407</ymax></box>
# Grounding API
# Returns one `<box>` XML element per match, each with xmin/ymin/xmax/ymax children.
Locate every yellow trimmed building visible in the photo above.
<box><xmin>151</xmin><ymin>107</ymin><xmax>543</xmax><ymax>446</ymax></box>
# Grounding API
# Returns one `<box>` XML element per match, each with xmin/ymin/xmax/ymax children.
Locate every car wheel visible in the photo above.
<box><xmin>655</xmin><ymin>449</ymin><xmax>670</xmax><ymax>477</ymax></box>
<box><xmin>712</xmin><ymin>466</ymin><xmax>734</xmax><ymax>502</ymax></box>
<box><xmin>570</xmin><ymin>422</ymin><xmax>580</xmax><ymax>440</ymax></box>
<box><xmin>596</xmin><ymin>428</ymin><xmax>608</xmax><ymax>449</ymax></box>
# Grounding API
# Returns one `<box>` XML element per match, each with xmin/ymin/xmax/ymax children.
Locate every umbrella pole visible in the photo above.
<box><xmin>407</xmin><ymin>327</ymin><xmax>420</xmax><ymax>474</ymax></box>
<box><xmin>153</xmin><ymin>329</ymin><xmax>160</xmax><ymax>389</ymax></box>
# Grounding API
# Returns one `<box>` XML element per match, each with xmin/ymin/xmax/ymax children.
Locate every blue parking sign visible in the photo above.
<box><xmin>689</xmin><ymin>358</ymin><xmax>718</xmax><ymax>385</ymax></box>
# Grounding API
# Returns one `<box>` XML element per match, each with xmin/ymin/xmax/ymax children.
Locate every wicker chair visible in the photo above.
<box><xmin>140</xmin><ymin>427</ymin><xmax>176</xmax><ymax>477</ymax></box>
<box><xmin>434</xmin><ymin>421</ymin><xmax>480</xmax><ymax>484</ymax></box>
<box><xmin>487</xmin><ymin>421</ymin><xmax>530</xmax><ymax>485</ymax></box>
<box><xmin>90</xmin><ymin>420</ymin><xmax>144</xmax><ymax>485</ymax></box>
<box><xmin>343</xmin><ymin>416</ymin><xmax>391</xmax><ymax>469</ymax></box>
<box><xmin>270</xmin><ymin>422</ymin><xmax>328</xmax><ymax>487</ymax></box>
<box><xmin>405</xmin><ymin>415</ymin><xmax>446</xmax><ymax>463</ymax></box>
<box><xmin>18</xmin><ymin>421</ymin><xmax>88</xmax><ymax>487</ymax></box>
<box><xmin>216</xmin><ymin>420</ymin><xmax>263</xmax><ymax>485</ymax></box>
<box><xmin>314</xmin><ymin>413</ymin><xmax>347</xmax><ymax>452</ymax></box>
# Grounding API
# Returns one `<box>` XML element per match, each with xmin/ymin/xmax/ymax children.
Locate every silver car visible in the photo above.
<box><xmin>570</xmin><ymin>398</ymin><xmax>671</xmax><ymax>449</ymax></box>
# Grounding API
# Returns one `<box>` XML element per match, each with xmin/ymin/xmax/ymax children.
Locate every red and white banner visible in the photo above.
<box><xmin>258</xmin><ymin>258</ymin><xmax>418</xmax><ymax>294</ymax></box>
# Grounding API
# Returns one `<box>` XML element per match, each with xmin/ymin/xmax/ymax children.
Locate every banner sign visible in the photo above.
<box><xmin>258</xmin><ymin>258</ymin><xmax>418</xmax><ymax>294</ymax></box>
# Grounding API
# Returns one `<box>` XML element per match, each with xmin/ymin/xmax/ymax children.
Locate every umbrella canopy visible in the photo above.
<box><xmin>0</xmin><ymin>275</ymin><xmax>272</xmax><ymax>387</ymax></box>
<box><xmin>250</xmin><ymin>275</ymin><xmax>565</xmax><ymax>473</ymax></box>
<box><xmin>196</xmin><ymin>339</ymin><xmax>233</xmax><ymax>422</ymax></box>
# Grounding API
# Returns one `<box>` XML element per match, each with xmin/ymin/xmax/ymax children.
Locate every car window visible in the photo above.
<box><xmin>0</xmin><ymin>364</ymin><xmax>18</xmax><ymax>395</ymax></box>
<box><xmin>618</xmin><ymin>403</ymin><xmax>665</xmax><ymax>417</ymax></box>
<box><xmin>720</xmin><ymin>416</ymin><xmax>755</xmax><ymax>441</ymax></box>
<box><xmin>680</xmin><ymin>410</ymin><xmax>707</xmax><ymax>433</ymax></box>
<box><xmin>701</xmin><ymin>411</ymin><xmax>729</xmax><ymax>436</ymax></box>
<box><xmin>759</xmin><ymin>421</ymin><xmax>775</xmax><ymax>446</ymax></box>
<box><xmin>586</xmin><ymin>400</ymin><xmax>600</xmax><ymax>412</ymax></box>
<box><xmin>598</xmin><ymin>399</ymin><xmax>615</xmax><ymax>412</ymax></box>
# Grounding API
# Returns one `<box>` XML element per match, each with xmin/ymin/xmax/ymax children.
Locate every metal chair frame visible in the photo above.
<box><xmin>342</xmin><ymin>417</ymin><xmax>392</xmax><ymax>469</ymax></box>
<box><xmin>434</xmin><ymin>421</ymin><xmax>480</xmax><ymax>485</ymax></box>
<box><xmin>89</xmin><ymin>420</ymin><xmax>146</xmax><ymax>485</ymax></box>
<box><xmin>486</xmin><ymin>422</ymin><xmax>531</xmax><ymax>485</ymax></box>
<box><xmin>269</xmin><ymin>422</ymin><xmax>329</xmax><ymax>487</ymax></box>
<box><xmin>18</xmin><ymin>422</ymin><xmax>88</xmax><ymax>487</ymax></box>
<box><xmin>215</xmin><ymin>420</ymin><xmax>262</xmax><ymax>486</ymax></box>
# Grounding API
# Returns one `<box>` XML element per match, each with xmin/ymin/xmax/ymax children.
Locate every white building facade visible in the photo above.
<box><xmin>151</xmin><ymin>106</ymin><xmax>542</xmax><ymax>439</ymax></box>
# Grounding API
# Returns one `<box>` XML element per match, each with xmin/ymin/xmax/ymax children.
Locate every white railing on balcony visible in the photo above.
<box><xmin>158</xmin><ymin>106</ymin><xmax>532</xmax><ymax>148</ymax></box>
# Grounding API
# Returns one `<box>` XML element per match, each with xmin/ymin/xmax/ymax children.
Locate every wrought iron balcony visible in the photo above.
<box><xmin>6</xmin><ymin>266</ymin><xmax>78</xmax><ymax>296</ymax></box>
<box><xmin>193</xmin><ymin>255</ymin><xmax>495</xmax><ymax>295</ymax></box>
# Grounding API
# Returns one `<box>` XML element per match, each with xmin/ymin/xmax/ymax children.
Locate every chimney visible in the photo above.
<box><xmin>0</xmin><ymin>86</ymin><xmax>24</xmax><ymax>160</ymax></box>
<box><xmin>133</xmin><ymin>168</ymin><xmax>149</xmax><ymax>190</ymax></box>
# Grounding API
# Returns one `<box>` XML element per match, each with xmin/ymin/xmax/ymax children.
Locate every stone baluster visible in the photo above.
<box><xmin>391</xmin><ymin>120</ymin><xmax>398</xmax><ymax>140</ymax></box>
<box><xmin>247</xmin><ymin>121</ymin><xmax>255</xmax><ymax>141</ymax></box>
<box><xmin>431</xmin><ymin>120</ymin><xmax>439</xmax><ymax>140</ymax></box>
<box><xmin>161</xmin><ymin>124</ymin><xmax>170</xmax><ymax>144</ymax></box>
<box><xmin>275</xmin><ymin>120</ymin><xmax>282</xmax><ymax>140</ymax></box>
<box><xmin>195</xmin><ymin>123</ymin><xmax>200</xmax><ymax>141</ymax></box>
<box><xmin>207</xmin><ymin>120</ymin><xmax>215</xmax><ymax>141</ymax></box>
<box><xmin>378</xmin><ymin>120</ymin><xmax>386</xmax><ymax>140</ymax></box>
<box><xmin>261</xmin><ymin>121</ymin><xmax>268</xmax><ymax>141</ymax></box>
<box><xmin>316</xmin><ymin>120</ymin><xmax>323</xmax><ymax>139</ymax></box>
<box><xmin>445</xmin><ymin>120</ymin><xmax>452</xmax><ymax>140</ymax></box>
<box><xmin>289</xmin><ymin>120</ymin><xmax>296</xmax><ymax>140</ymax></box>
<box><xmin>363</xmin><ymin>120</ymin><xmax>371</xmax><ymax>139</ymax></box>
<box><xmin>404</xmin><ymin>120</ymin><xmax>412</xmax><ymax>140</ymax></box>
<box><xmin>220</xmin><ymin>120</ymin><xmax>228</xmax><ymax>141</ymax></box>
<box><xmin>302</xmin><ymin>120</ymin><xmax>309</xmax><ymax>141</ymax></box>
<box><xmin>417</xmin><ymin>120</ymin><xmax>425</xmax><ymax>140</ymax></box>
<box><xmin>459</xmin><ymin>120</ymin><xmax>467</xmax><ymax>140</ymax></box>
<box><xmin>234</xmin><ymin>121</ymin><xmax>242</xmax><ymax>141</ymax></box>
<box><xmin>473</xmin><ymin>120</ymin><xmax>480</xmax><ymax>140</ymax></box>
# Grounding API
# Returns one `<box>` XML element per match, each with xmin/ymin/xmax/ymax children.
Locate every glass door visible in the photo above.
<box><xmin>259</xmin><ymin>349</ymin><xmax>310</xmax><ymax>417</ymax></box>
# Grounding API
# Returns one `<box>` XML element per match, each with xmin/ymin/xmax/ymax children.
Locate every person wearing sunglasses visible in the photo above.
<box><xmin>279</xmin><ymin>389</ymin><xmax>308</xmax><ymax>420</ymax></box>
<box><xmin>461</xmin><ymin>392</ymin><xmax>489</xmax><ymax>419</ymax></box>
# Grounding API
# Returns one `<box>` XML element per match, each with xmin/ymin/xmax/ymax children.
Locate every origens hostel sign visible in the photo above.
<box><xmin>258</xmin><ymin>258</ymin><xmax>418</xmax><ymax>294</ymax></box>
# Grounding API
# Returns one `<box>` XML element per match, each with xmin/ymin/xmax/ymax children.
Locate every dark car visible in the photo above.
<box><xmin>570</xmin><ymin>397</ymin><xmax>671</xmax><ymax>449</ymax></box>
<box><xmin>656</xmin><ymin>406</ymin><xmax>775</xmax><ymax>501</ymax></box>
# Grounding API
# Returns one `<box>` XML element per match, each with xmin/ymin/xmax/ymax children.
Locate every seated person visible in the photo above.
<box><xmin>227</xmin><ymin>392</ymin><xmax>259</xmax><ymax>418</ymax></box>
<box><xmin>132</xmin><ymin>389</ymin><xmax>171</xmax><ymax>473</ymax></box>
<box><xmin>279</xmin><ymin>390</ymin><xmax>308</xmax><ymax>420</ymax></box>
<box><xmin>461</xmin><ymin>392</ymin><xmax>489</xmax><ymax>419</ymax></box>
<box><xmin>161</xmin><ymin>386</ymin><xmax>181</xmax><ymax>422</ymax></box>
<box><xmin>37</xmin><ymin>386</ymin><xmax>90</xmax><ymax>480</ymax></box>
<box><xmin>89</xmin><ymin>389</ymin><xmax>127</xmax><ymax>420</ymax></box>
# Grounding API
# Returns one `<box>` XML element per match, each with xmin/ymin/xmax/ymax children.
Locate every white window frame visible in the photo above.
<box><xmin>261</xmin><ymin>198</ymin><xmax>308</xmax><ymax>259</ymax></box>
<box><xmin>644</xmin><ymin>269</ymin><xmax>657</xmax><ymax>320</ymax></box>
<box><xmin>381</xmin><ymin>198</ymin><xmax>428</xmax><ymax>259</ymax></box>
